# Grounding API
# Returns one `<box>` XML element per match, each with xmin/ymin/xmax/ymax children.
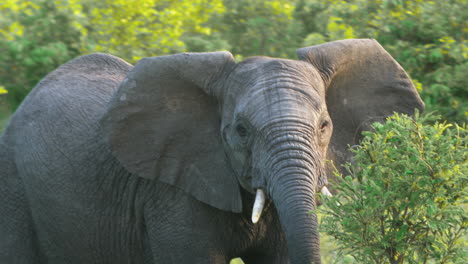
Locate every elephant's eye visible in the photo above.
<box><xmin>236</xmin><ymin>124</ymin><xmax>249</xmax><ymax>138</ymax></box>
<box><xmin>320</xmin><ymin>120</ymin><xmax>330</xmax><ymax>132</ymax></box>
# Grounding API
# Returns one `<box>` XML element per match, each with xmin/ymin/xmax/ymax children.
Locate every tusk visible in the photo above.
<box><xmin>321</xmin><ymin>186</ymin><xmax>333</xmax><ymax>197</ymax></box>
<box><xmin>251</xmin><ymin>189</ymin><xmax>266</xmax><ymax>224</ymax></box>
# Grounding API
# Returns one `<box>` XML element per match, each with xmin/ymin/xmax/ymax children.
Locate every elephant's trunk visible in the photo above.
<box><xmin>270</xmin><ymin>171</ymin><xmax>321</xmax><ymax>264</ymax></box>
<box><xmin>262</xmin><ymin>130</ymin><xmax>323</xmax><ymax>264</ymax></box>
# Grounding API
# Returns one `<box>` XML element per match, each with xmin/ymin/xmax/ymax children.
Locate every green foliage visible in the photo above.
<box><xmin>82</xmin><ymin>0</ymin><xmax>225</xmax><ymax>62</ymax></box>
<box><xmin>320</xmin><ymin>113</ymin><xmax>467</xmax><ymax>263</ymax></box>
<box><xmin>1</xmin><ymin>0</ymin><xmax>466</xmax><ymax>121</ymax></box>
<box><xmin>191</xmin><ymin>0</ymin><xmax>302</xmax><ymax>58</ymax></box>
<box><xmin>295</xmin><ymin>0</ymin><xmax>467</xmax><ymax>124</ymax></box>
<box><xmin>0</xmin><ymin>0</ymin><xmax>224</xmax><ymax>109</ymax></box>
<box><xmin>0</xmin><ymin>101</ymin><xmax>11</xmax><ymax>132</ymax></box>
<box><xmin>0</xmin><ymin>0</ymin><xmax>83</xmax><ymax>109</ymax></box>
<box><xmin>3</xmin><ymin>0</ymin><xmax>464</xmax><ymax>121</ymax></box>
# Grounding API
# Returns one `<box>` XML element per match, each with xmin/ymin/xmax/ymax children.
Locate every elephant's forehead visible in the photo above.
<box><xmin>234</xmin><ymin>85</ymin><xmax>324</xmax><ymax>130</ymax></box>
<box><xmin>224</xmin><ymin>57</ymin><xmax>325</xmax><ymax>126</ymax></box>
<box><xmin>231</xmin><ymin>57</ymin><xmax>324</xmax><ymax>97</ymax></box>
<box><xmin>233</xmin><ymin>57</ymin><xmax>318</xmax><ymax>81</ymax></box>
<box><xmin>239</xmin><ymin>85</ymin><xmax>323</xmax><ymax>124</ymax></box>
<box><xmin>237</xmin><ymin>62</ymin><xmax>322</xmax><ymax>107</ymax></box>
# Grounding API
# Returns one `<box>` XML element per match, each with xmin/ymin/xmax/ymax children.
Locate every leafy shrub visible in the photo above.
<box><xmin>0</xmin><ymin>0</ymin><xmax>83</xmax><ymax>109</ymax></box>
<box><xmin>0</xmin><ymin>0</ymin><xmax>225</xmax><ymax>110</ymax></box>
<box><xmin>320</xmin><ymin>113</ymin><xmax>467</xmax><ymax>263</ymax></box>
<box><xmin>295</xmin><ymin>0</ymin><xmax>468</xmax><ymax>124</ymax></box>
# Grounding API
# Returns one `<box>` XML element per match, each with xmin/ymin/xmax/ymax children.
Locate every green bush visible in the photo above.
<box><xmin>1</xmin><ymin>1</ymin><xmax>465</xmax><ymax>123</ymax></box>
<box><xmin>295</xmin><ymin>0</ymin><xmax>468</xmax><ymax>124</ymax></box>
<box><xmin>0</xmin><ymin>0</ymin><xmax>83</xmax><ymax>109</ymax></box>
<box><xmin>320</xmin><ymin>113</ymin><xmax>467</xmax><ymax>264</ymax></box>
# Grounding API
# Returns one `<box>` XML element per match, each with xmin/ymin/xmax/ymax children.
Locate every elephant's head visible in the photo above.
<box><xmin>102</xmin><ymin>39</ymin><xmax>424</xmax><ymax>263</ymax></box>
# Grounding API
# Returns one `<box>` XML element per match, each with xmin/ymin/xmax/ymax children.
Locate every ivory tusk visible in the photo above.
<box><xmin>321</xmin><ymin>186</ymin><xmax>333</xmax><ymax>197</ymax></box>
<box><xmin>251</xmin><ymin>189</ymin><xmax>266</xmax><ymax>224</ymax></box>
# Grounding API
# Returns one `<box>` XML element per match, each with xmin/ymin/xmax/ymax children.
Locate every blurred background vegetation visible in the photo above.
<box><xmin>0</xmin><ymin>0</ymin><xmax>466</xmax><ymax>263</ymax></box>
<box><xmin>1</xmin><ymin>0</ymin><xmax>466</xmax><ymax>128</ymax></box>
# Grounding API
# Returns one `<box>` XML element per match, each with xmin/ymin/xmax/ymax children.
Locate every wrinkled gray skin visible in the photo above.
<box><xmin>0</xmin><ymin>39</ymin><xmax>423</xmax><ymax>264</ymax></box>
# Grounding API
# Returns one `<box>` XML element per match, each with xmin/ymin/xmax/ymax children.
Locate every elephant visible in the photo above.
<box><xmin>0</xmin><ymin>39</ymin><xmax>423</xmax><ymax>264</ymax></box>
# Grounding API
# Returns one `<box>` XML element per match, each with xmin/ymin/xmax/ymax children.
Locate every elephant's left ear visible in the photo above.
<box><xmin>297</xmin><ymin>39</ymin><xmax>424</xmax><ymax>175</ymax></box>
<box><xmin>101</xmin><ymin>52</ymin><xmax>243</xmax><ymax>213</ymax></box>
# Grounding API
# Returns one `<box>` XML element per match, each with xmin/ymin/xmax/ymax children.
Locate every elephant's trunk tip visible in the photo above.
<box><xmin>251</xmin><ymin>189</ymin><xmax>266</xmax><ymax>224</ymax></box>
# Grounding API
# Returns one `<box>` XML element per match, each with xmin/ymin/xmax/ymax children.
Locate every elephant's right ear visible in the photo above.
<box><xmin>101</xmin><ymin>52</ymin><xmax>243</xmax><ymax>212</ymax></box>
